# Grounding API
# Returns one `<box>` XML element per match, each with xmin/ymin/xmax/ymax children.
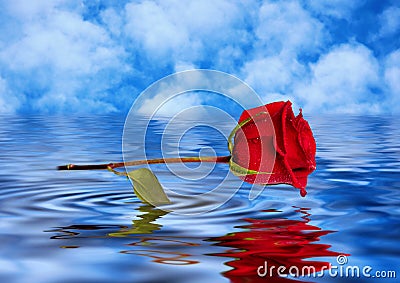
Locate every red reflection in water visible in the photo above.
<box><xmin>211</xmin><ymin>208</ymin><xmax>347</xmax><ymax>283</ymax></box>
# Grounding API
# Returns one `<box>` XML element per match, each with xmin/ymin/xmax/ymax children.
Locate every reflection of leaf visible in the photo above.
<box><xmin>109</xmin><ymin>204</ymin><xmax>168</xmax><ymax>236</ymax></box>
<box><xmin>127</xmin><ymin>168</ymin><xmax>171</xmax><ymax>205</ymax></box>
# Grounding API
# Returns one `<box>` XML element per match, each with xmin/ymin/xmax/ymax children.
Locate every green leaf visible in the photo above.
<box><xmin>127</xmin><ymin>168</ymin><xmax>171</xmax><ymax>205</ymax></box>
<box><xmin>229</xmin><ymin>159</ymin><xmax>261</xmax><ymax>176</ymax></box>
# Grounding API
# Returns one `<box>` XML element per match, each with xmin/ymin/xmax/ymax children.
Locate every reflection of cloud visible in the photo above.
<box><xmin>0</xmin><ymin>1</ymin><xmax>398</xmax><ymax>114</ymax></box>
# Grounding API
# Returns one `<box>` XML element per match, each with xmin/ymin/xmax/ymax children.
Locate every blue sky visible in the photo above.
<box><xmin>0</xmin><ymin>0</ymin><xmax>399</xmax><ymax>114</ymax></box>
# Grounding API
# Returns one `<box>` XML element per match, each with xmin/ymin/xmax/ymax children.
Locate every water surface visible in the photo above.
<box><xmin>0</xmin><ymin>115</ymin><xmax>399</xmax><ymax>282</ymax></box>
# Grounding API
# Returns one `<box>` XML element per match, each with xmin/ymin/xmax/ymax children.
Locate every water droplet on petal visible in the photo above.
<box><xmin>250</xmin><ymin>137</ymin><xmax>260</xmax><ymax>144</ymax></box>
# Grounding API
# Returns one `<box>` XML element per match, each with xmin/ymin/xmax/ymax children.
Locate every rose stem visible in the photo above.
<box><xmin>57</xmin><ymin>155</ymin><xmax>231</xmax><ymax>171</ymax></box>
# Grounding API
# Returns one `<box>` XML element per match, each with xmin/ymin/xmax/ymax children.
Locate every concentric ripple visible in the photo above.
<box><xmin>0</xmin><ymin>114</ymin><xmax>399</xmax><ymax>283</ymax></box>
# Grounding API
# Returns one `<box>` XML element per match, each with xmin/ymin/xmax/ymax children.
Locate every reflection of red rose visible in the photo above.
<box><xmin>232</xmin><ymin>101</ymin><xmax>316</xmax><ymax>196</ymax></box>
<box><xmin>211</xmin><ymin>212</ymin><xmax>344</xmax><ymax>282</ymax></box>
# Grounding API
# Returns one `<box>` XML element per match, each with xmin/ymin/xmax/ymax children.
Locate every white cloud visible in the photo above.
<box><xmin>100</xmin><ymin>8</ymin><xmax>124</xmax><ymax>37</ymax></box>
<box><xmin>136</xmin><ymin>86</ymin><xmax>200</xmax><ymax>117</ymax></box>
<box><xmin>2</xmin><ymin>9</ymin><xmax>123</xmax><ymax>73</ymax></box>
<box><xmin>0</xmin><ymin>1</ymin><xmax>128</xmax><ymax>113</ymax></box>
<box><xmin>135</xmin><ymin>71</ymin><xmax>209</xmax><ymax>116</ymax></box>
<box><xmin>296</xmin><ymin>43</ymin><xmax>381</xmax><ymax>113</ymax></box>
<box><xmin>378</xmin><ymin>6</ymin><xmax>400</xmax><ymax>38</ymax></box>
<box><xmin>0</xmin><ymin>76</ymin><xmax>20</xmax><ymax>113</ymax></box>
<box><xmin>0</xmin><ymin>0</ymin><xmax>397</xmax><ymax>114</ymax></box>
<box><xmin>241</xmin><ymin>1</ymin><xmax>326</xmax><ymax>110</ymax></box>
<box><xmin>255</xmin><ymin>1</ymin><xmax>326</xmax><ymax>56</ymax></box>
<box><xmin>5</xmin><ymin>0</ymin><xmax>69</xmax><ymax>20</ymax></box>
<box><xmin>242</xmin><ymin>56</ymin><xmax>305</xmax><ymax>95</ymax></box>
<box><xmin>135</xmin><ymin>69</ymin><xmax>266</xmax><ymax>117</ymax></box>
<box><xmin>384</xmin><ymin>49</ymin><xmax>400</xmax><ymax>112</ymax></box>
<box><xmin>35</xmin><ymin>91</ymin><xmax>117</xmax><ymax>113</ymax></box>
<box><xmin>124</xmin><ymin>1</ymin><xmax>189</xmax><ymax>60</ymax></box>
<box><xmin>303</xmin><ymin>0</ymin><xmax>365</xmax><ymax>20</ymax></box>
<box><xmin>123</xmin><ymin>0</ymin><xmax>251</xmax><ymax>66</ymax></box>
<box><xmin>174</xmin><ymin>61</ymin><xmax>197</xmax><ymax>73</ymax></box>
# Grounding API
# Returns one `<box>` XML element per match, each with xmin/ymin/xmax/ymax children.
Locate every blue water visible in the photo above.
<box><xmin>0</xmin><ymin>115</ymin><xmax>399</xmax><ymax>283</ymax></box>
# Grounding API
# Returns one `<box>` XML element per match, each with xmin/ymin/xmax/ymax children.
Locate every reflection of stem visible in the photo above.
<box><xmin>57</xmin><ymin>155</ymin><xmax>231</xmax><ymax>170</ymax></box>
<box><xmin>121</xmin><ymin>249</ymin><xmax>198</xmax><ymax>265</ymax></box>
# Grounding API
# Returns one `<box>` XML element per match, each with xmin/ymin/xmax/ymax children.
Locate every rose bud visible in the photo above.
<box><xmin>228</xmin><ymin>101</ymin><xmax>316</xmax><ymax>197</ymax></box>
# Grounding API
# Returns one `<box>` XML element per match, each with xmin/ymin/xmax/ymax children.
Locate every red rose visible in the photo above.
<box><xmin>229</xmin><ymin>101</ymin><xmax>316</xmax><ymax>196</ymax></box>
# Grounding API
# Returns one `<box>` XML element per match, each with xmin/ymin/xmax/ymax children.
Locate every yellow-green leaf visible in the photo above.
<box><xmin>227</xmin><ymin>111</ymin><xmax>268</xmax><ymax>153</ymax></box>
<box><xmin>127</xmin><ymin>168</ymin><xmax>171</xmax><ymax>205</ymax></box>
<box><xmin>229</xmin><ymin>159</ymin><xmax>261</xmax><ymax>176</ymax></box>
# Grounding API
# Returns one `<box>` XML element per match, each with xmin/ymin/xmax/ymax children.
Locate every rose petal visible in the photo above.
<box><xmin>231</xmin><ymin>101</ymin><xmax>316</xmax><ymax>196</ymax></box>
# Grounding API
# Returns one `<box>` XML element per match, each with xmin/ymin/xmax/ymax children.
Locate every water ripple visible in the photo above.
<box><xmin>0</xmin><ymin>115</ymin><xmax>399</xmax><ymax>283</ymax></box>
